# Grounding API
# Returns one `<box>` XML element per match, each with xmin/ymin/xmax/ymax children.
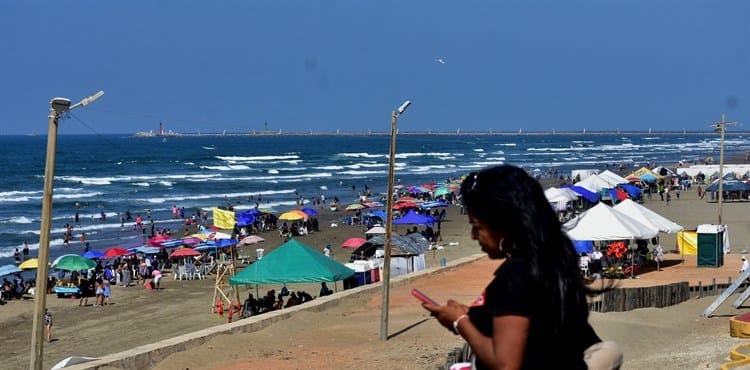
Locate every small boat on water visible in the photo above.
<box><xmin>202</xmin><ymin>145</ymin><xmax>216</xmax><ymax>150</ymax></box>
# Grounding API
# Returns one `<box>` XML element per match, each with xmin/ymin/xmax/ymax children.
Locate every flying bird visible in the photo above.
<box><xmin>435</xmin><ymin>58</ymin><xmax>446</xmax><ymax>64</ymax></box>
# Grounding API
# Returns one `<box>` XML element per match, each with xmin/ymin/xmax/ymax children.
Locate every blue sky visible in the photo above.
<box><xmin>1</xmin><ymin>1</ymin><xmax>748</xmax><ymax>135</ymax></box>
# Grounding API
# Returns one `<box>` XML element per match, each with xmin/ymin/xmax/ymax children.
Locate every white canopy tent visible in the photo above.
<box><xmin>564</xmin><ymin>202</ymin><xmax>659</xmax><ymax>241</ymax></box>
<box><xmin>575</xmin><ymin>174</ymin><xmax>613</xmax><ymax>193</ymax></box>
<box><xmin>613</xmin><ymin>199</ymin><xmax>683</xmax><ymax>234</ymax></box>
<box><xmin>544</xmin><ymin>187</ymin><xmax>580</xmax><ymax>203</ymax></box>
<box><xmin>598</xmin><ymin>170</ymin><xmax>628</xmax><ymax>187</ymax></box>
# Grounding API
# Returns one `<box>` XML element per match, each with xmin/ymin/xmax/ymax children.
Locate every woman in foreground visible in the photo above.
<box><xmin>423</xmin><ymin>165</ymin><xmax>622</xmax><ymax>370</ymax></box>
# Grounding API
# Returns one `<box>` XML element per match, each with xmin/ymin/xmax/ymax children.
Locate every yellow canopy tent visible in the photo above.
<box><xmin>628</xmin><ymin>167</ymin><xmax>664</xmax><ymax>180</ymax></box>
<box><xmin>677</xmin><ymin>230</ymin><xmax>697</xmax><ymax>255</ymax></box>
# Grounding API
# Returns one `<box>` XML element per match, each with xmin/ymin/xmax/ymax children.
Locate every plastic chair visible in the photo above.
<box><xmin>579</xmin><ymin>259</ymin><xmax>590</xmax><ymax>277</ymax></box>
<box><xmin>174</xmin><ymin>265</ymin><xmax>188</xmax><ymax>280</ymax></box>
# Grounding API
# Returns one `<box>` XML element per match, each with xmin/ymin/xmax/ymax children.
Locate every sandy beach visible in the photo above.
<box><xmin>2</xmin><ymin>181</ymin><xmax>750</xmax><ymax>370</ymax></box>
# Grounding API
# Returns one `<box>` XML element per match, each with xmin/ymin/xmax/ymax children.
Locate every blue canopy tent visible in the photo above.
<box><xmin>236</xmin><ymin>211</ymin><xmax>256</xmax><ymax>227</ymax></box>
<box><xmin>617</xmin><ymin>184</ymin><xmax>642</xmax><ymax>198</ymax></box>
<box><xmin>562</xmin><ymin>184</ymin><xmax>599</xmax><ymax>202</ymax></box>
<box><xmin>573</xmin><ymin>240</ymin><xmax>594</xmax><ymax>254</ymax></box>
<box><xmin>706</xmin><ymin>174</ymin><xmax>750</xmax><ymax>192</ymax></box>
<box><xmin>392</xmin><ymin>210</ymin><xmax>435</xmax><ymax>226</ymax></box>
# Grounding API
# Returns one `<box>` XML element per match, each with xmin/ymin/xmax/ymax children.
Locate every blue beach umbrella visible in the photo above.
<box><xmin>215</xmin><ymin>238</ymin><xmax>238</xmax><ymax>249</ymax></box>
<box><xmin>81</xmin><ymin>250</ymin><xmax>105</xmax><ymax>259</ymax></box>
<box><xmin>0</xmin><ymin>264</ymin><xmax>22</xmax><ymax>277</ymax></box>
<box><xmin>301</xmin><ymin>207</ymin><xmax>319</xmax><ymax>217</ymax></box>
<box><xmin>128</xmin><ymin>245</ymin><xmax>162</xmax><ymax>254</ymax></box>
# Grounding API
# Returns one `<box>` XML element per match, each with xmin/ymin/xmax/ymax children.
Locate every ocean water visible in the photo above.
<box><xmin>1</xmin><ymin>133</ymin><xmax>749</xmax><ymax>267</ymax></box>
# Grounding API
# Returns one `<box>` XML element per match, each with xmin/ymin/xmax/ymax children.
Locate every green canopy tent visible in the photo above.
<box><xmin>229</xmin><ymin>239</ymin><xmax>355</xmax><ymax>285</ymax></box>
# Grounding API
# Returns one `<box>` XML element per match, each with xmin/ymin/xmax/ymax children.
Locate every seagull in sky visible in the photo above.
<box><xmin>435</xmin><ymin>58</ymin><xmax>446</xmax><ymax>64</ymax></box>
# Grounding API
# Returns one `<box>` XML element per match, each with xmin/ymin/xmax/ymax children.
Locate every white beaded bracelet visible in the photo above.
<box><xmin>453</xmin><ymin>314</ymin><xmax>469</xmax><ymax>335</ymax></box>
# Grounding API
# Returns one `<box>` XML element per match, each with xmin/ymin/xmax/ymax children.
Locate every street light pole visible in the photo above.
<box><xmin>30</xmin><ymin>91</ymin><xmax>103</xmax><ymax>370</ymax></box>
<box><xmin>380</xmin><ymin>100</ymin><xmax>411</xmax><ymax>341</ymax></box>
<box><xmin>710</xmin><ymin>114</ymin><xmax>737</xmax><ymax>226</ymax></box>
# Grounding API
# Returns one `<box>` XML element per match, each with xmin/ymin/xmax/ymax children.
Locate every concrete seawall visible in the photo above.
<box><xmin>64</xmin><ymin>254</ymin><xmax>486</xmax><ymax>370</ymax></box>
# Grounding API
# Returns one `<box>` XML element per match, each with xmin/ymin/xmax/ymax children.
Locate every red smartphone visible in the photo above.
<box><xmin>411</xmin><ymin>288</ymin><xmax>439</xmax><ymax>306</ymax></box>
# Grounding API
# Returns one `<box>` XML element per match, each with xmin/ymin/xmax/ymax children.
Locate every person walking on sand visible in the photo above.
<box><xmin>740</xmin><ymin>257</ymin><xmax>749</xmax><ymax>273</ymax></box>
<box><xmin>44</xmin><ymin>309</ymin><xmax>52</xmax><ymax>342</ymax></box>
<box><xmin>422</xmin><ymin>165</ymin><xmax>622</xmax><ymax>369</ymax></box>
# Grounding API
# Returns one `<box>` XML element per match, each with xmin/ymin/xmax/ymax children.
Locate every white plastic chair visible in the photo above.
<box><xmin>174</xmin><ymin>265</ymin><xmax>188</xmax><ymax>280</ymax></box>
<box><xmin>579</xmin><ymin>259</ymin><xmax>590</xmax><ymax>277</ymax></box>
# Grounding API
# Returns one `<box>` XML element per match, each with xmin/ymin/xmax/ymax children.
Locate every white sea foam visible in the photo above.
<box><xmin>132</xmin><ymin>189</ymin><xmax>297</xmax><ymax>204</ymax></box>
<box><xmin>216</xmin><ymin>155</ymin><xmax>299</xmax><ymax>162</ymax></box>
<box><xmin>268</xmin><ymin>169</ymin><xmax>280</xmax><ymax>174</ymax></box>
<box><xmin>338</xmin><ymin>152</ymin><xmax>383</xmax><ymax>158</ymax></box>
<box><xmin>159</xmin><ymin>181</ymin><xmax>173</xmax><ymax>187</ymax></box>
<box><xmin>1</xmin><ymin>216</ymin><xmax>34</xmax><ymax>224</ymax></box>
<box><xmin>134</xmin><ymin>182</ymin><xmax>150</xmax><ymax>187</ymax></box>
<box><xmin>200</xmin><ymin>164</ymin><xmax>251</xmax><ymax>171</ymax></box>
<box><xmin>336</xmin><ymin>170</ymin><xmax>386</xmax><ymax>176</ymax></box>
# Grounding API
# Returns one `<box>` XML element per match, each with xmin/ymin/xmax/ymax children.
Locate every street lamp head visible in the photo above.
<box><xmin>50</xmin><ymin>98</ymin><xmax>71</xmax><ymax>116</ymax></box>
<box><xmin>397</xmin><ymin>100</ymin><xmax>412</xmax><ymax>115</ymax></box>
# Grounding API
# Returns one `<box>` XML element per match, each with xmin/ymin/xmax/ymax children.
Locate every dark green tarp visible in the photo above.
<box><xmin>229</xmin><ymin>239</ymin><xmax>355</xmax><ymax>285</ymax></box>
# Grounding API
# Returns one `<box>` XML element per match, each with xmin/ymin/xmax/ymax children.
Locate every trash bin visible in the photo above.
<box><xmin>255</xmin><ymin>248</ymin><xmax>264</xmax><ymax>261</ymax></box>
<box><xmin>441</xmin><ymin>258</ymin><xmax>447</xmax><ymax>267</ymax></box>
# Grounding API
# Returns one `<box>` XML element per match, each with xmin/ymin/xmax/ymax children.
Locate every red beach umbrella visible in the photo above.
<box><xmin>103</xmin><ymin>247</ymin><xmax>130</xmax><ymax>258</ymax></box>
<box><xmin>341</xmin><ymin>237</ymin><xmax>367</xmax><ymax>248</ymax></box>
<box><xmin>148</xmin><ymin>235</ymin><xmax>174</xmax><ymax>247</ymax></box>
<box><xmin>169</xmin><ymin>248</ymin><xmax>201</xmax><ymax>259</ymax></box>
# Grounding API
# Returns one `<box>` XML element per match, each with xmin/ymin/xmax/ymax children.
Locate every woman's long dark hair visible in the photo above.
<box><xmin>460</xmin><ymin>165</ymin><xmax>605</xmax><ymax>334</ymax></box>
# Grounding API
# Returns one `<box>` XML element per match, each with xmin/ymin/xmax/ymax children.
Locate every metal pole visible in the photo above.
<box><xmin>380</xmin><ymin>111</ymin><xmax>398</xmax><ymax>341</ymax></box>
<box><xmin>30</xmin><ymin>107</ymin><xmax>59</xmax><ymax>370</ymax></box>
<box><xmin>717</xmin><ymin>114</ymin><xmax>726</xmax><ymax>225</ymax></box>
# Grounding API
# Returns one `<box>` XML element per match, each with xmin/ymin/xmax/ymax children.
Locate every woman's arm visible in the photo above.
<box><xmin>425</xmin><ymin>302</ymin><xmax>529</xmax><ymax>369</ymax></box>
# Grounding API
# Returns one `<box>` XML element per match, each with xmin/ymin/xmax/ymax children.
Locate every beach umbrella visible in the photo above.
<box><xmin>51</xmin><ymin>254</ymin><xmax>80</xmax><ymax>267</ymax></box>
<box><xmin>345</xmin><ymin>204</ymin><xmax>365</xmax><ymax>211</ymax></box>
<box><xmin>51</xmin><ymin>356</ymin><xmax>99</xmax><ymax>370</ymax></box>
<box><xmin>238</xmin><ymin>235</ymin><xmax>265</xmax><ymax>246</ymax></box>
<box><xmin>434</xmin><ymin>186</ymin><xmax>451</xmax><ymax>197</ymax></box>
<box><xmin>393</xmin><ymin>201</ymin><xmax>418</xmax><ymax>210</ymax></box>
<box><xmin>279</xmin><ymin>210</ymin><xmax>306</xmax><ymax>221</ymax></box>
<box><xmin>147</xmin><ymin>235</ymin><xmax>174</xmax><ymax>247</ymax></box>
<box><xmin>54</xmin><ymin>255</ymin><xmax>96</xmax><ymax>271</ymax></box>
<box><xmin>103</xmin><ymin>247</ymin><xmax>130</xmax><ymax>258</ymax></box>
<box><xmin>0</xmin><ymin>264</ymin><xmax>22</xmax><ymax>277</ymax></box>
<box><xmin>194</xmin><ymin>242</ymin><xmax>216</xmax><ymax>252</ymax></box>
<box><xmin>19</xmin><ymin>258</ymin><xmax>42</xmax><ymax>270</ymax></box>
<box><xmin>159</xmin><ymin>239</ymin><xmax>191</xmax><ymax>248</ymax></box>
<box><xmin>301</xmin><ymin>207</ymin><xmax>319</xmax><ymax>217</ymax></box>
<box><xmin>129</xmin><ymin>245</ymin><xmax>162</xmax><ymax>254</ymax></box>
<box><xmin>215</xmin><ymin>238</ymin><xmax>238</xmax><ymax>249</ymax></box>
<box><xmin>342</xmin><ymin>237</ymin><xmax>367</xmax><ymax>248</ymax></box>
<box><xmin>365</xmin><ymin>226</ymin><xmax>387</xmax><ymax>235</ymax></box>
<box><xmin>81</xmin><ymin>250</ymin><xmax>105</xmax><ymax>259</ymax></box>
<box><xmin>180</xmin><ymin>237</ymin><xmax>203</xmax><ymax>245</ymax></box>
<box><xmin>169</xmin><ymin>248</ymin><xmax>201</xmax><ymax>259</ymax></box>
